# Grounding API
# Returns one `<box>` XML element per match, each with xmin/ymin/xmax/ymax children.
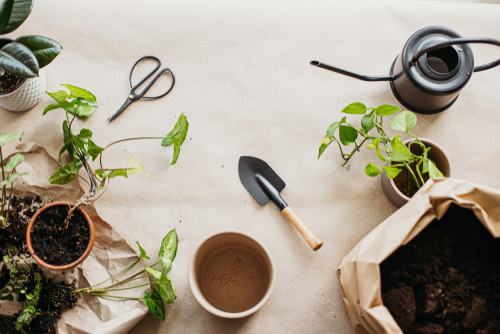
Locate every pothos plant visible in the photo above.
<box><xmin>43</xmin><ymin>85</ymin><xmax>189</xmax><ymax>223</ymax></box>
<box><xmin>73</xmin><ymin>229</ymin><xmax>179</xmax><ymax>321</ymax></box>
<box><xmin>318</xmin><ymin>103</ymin><xmax>444</xmax><ymax>197</ymax></box>
<box><xmin>0</xmin><ymin>132</ymin><xmax>29</xmax><ymax>229</ymax></box>
<box><xmin>0</xmin><ymin>0</ymin><xmax>62</xmax><ymax>78</ymax></box>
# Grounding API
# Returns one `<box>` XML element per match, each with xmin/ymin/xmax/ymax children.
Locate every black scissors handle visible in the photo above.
<box><xmin>129</xmin><ymin>55</ymin><xmax>176</xmax><ymax>99</ymax></box>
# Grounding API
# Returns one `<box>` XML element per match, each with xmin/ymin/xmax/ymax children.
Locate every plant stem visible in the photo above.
<box><xmin>342</xmin><ymin>138</ymin><xmax>368</xmax><ymax>167</ymax></box>
<box><xmin>87</xmin><ymin>282</ymin><xmax>153</xmax><ymax>293</ymax></box>
<box><xmin>1</xmin><ymin>147</ymin><xmax>6</xmax><ymax>219</ymax></box>
<box><xmin>416</xmin><ymin>161</ymin><xmax>425</xmax><ymax>185</ymax></box>
<box><xmin>403</xmin><ymin>161</ymin><xmax>420</xmax><ymax>190</ymax></box>
<box><xmin>87</xmin><ymin>259</ymin><xmax>140</xmax><ymax>290</ymax></box>
<box><xmin>88</xmin><ymin>293</ymin><xmax>142</xmax><ymax>300</ymax></box>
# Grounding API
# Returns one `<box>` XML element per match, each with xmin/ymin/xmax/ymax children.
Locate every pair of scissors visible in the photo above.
<box><xmin>107</xmin><ymin>55</ymin><xmax>176</xmax><ymax>122</ymax></box>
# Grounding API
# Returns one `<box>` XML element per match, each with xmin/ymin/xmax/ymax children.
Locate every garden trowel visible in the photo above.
<box><xmin>238</xmin><ymin>156</ymin><xmax>323</xmax><ymax>251</ymax></box>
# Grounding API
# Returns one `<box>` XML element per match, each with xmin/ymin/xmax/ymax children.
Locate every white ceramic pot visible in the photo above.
<box><xmin>381</xmin><ymin>138</ymin><xmax>451</xmax><ymax>208</ymax></box>
<box><xmin>0</xmin><ymin>68</ymin><xmax>47</xmax><ymax>112</ymax></box>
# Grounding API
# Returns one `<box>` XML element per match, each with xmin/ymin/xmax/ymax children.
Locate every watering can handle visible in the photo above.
<box><xmin>410</xmin><ymin>38</ymin><xmax>500</xmax><ymax>72</ymax></box>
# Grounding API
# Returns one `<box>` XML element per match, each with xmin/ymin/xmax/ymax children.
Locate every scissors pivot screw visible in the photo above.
<box><xmin>128</xmin><ymin>95</ymin><xmax>134</xmax><ymax>100</ymax></box>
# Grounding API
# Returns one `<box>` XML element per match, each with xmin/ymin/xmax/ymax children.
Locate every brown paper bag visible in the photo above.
<box><xmin>337</xmin><ymin>178</ymin><xmax>500</xmax><ymax>334</ymax></box>
<box><xmin>0</xmin><ymin>143</ymin><xmax>150</xmax><ymax>334</ymax></box>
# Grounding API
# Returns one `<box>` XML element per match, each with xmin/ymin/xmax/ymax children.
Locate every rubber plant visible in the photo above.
<box><xmin>73</xmin><ymin>229</ymin><xmax>179</xmax><ymax>321</ymax></box>
<box><xmin>43</xmin><ymin>85</ymin><xmax>189</xmax><ymax>223</ymax></box>
<box><xmin>0</xmin><ymin>131</ymin><xmax>29</xmax><ymax>229</ymax></box>
<box><xmin>0</xmin><ymin>0</ymin><xmax>62</xmax><ymax>78</ymax></box>
<box><xmin>318</xmin><ymin>102</ymin><xmax>444</xmax><ymax>197</ymax></box>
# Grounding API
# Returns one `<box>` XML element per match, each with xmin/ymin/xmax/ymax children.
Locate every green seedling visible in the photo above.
<box><xmin>318</xmin><ymin>102</ymin><xmax>444</xmax><ymax>197</ymax></box>
<box><xmin>73</xmin><ymin>229</ymin><xmax>178</xmax><ymax>321</ymax></box>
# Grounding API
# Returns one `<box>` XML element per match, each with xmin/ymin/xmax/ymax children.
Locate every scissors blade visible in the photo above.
<box><xmin>107</xmin><ymin>96</ymin><xmax>134</xmax><ymax>122</ymax></box>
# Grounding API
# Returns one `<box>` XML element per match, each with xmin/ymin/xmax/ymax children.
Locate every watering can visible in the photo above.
<box><xmin>311</xmin><ymin>26</ymin><xmax>500</xmax><ymax>114</ymax></box>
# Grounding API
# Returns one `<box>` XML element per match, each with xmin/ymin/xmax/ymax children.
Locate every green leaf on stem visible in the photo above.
<box><xmin>48</xmin><ymin>160</ymin><xmax>82</xmax><ymax>184</ymax></box>
<box><xmin>73</xmin><ymin>101</ymin><xmax>97</xmax><ymax>117</ymax></box>
<box><xmin>136</xmin><ymin>241</ymin><xmax>150</xmax><ymax>260</ymax></box>
<box><xmin>43</xmin><ymin>100</ymin><xmax>75</xmax><ymax>115</ymax></box>
<box><xmin>326</xmin><ymin>117</ymin><xmax>346</xmax><ymax>139</ymax></box>
<box><xmin>127</xmin><ymin>157</ymin><xmax>151</xmax><ymax>178</ymax></box>
<box><xmin>87</xmin><ymin>140</ymin><xmax>103</xmax><ymax>161</ymax></box>
<box><xmin>339</xmin><ymin>125</ymin><xmax>358</xmax><ymax>146</ymax></box>
<box><xmin>0</xmin><ymin>132</ymin><xmax>23</xmax><ymax>147</ymax></box>
<box><xmin>0</xmin><ymin>172</ymin><xmax>29</xmax><ymax>187</ymax></box>
<box><xmin>61</xmin><ymin>84</ymin><xmax>96</xmax><ymax>103</ymax></box>
<box><xmin>0</xmin><ymin>0</ymin><xmax>34</xmax><ymax>35</ymax></box>
<box><xmin>366</xmin><ymin>138</ymin><xmax>388</xmax><ymax>162</ymax></box>
<box><xmin>3</xmin><ymin>154</ymin><xmax>24</xmax><ymax>171</ymax></box>
<box><xmin>427</xmin><ymin>160</ymin><xmax>444</xmax><ymax>178</ymax></box>
<box><xmin>361</xmin><ymin>111</ymin><xmax>375</xmax><ymax>133</ymax></box>
<box><xmin>145</xmin><ymin>267</ymin><xmax>176</xmax><ymax>304</ymax></box>
<box><xmin>383</xmin><ymin>165</ymin><xmax>402</xmax><ymax>179</ymax></box>
<box><xmin>159</xmin><ymin>230</ymin><xmax>178</xmax><ymax>274</ymax></box>
<box><xmin>375</xmin><ymin>104</ymin><xmax>400</xmax><ymax>116</ymax></box>
<box><xmin>389</xmin><ymin>110</ymin><xmax>417</xmax><ymax>133</ymax></box>
<box><xmin>0</xmin><ymin>42</ymin><xmax>38</xmax><ymax>77</ymax></box>
<box><xmin>365</xmin><ymin>163</ymin><xmax>381</xmax><ymax>177</ymax></box>
<box><xmin>46</xmin><ymin>90</ymin><xmax>69</xmax><ymax>103</ymax></box>
<box><xmin>144</xmin><ymin>288</ymin><xmax>165</xmax><ymax>321</ymax></box>
<box><xmin>318</xmin><ymin>136</ymin><xmax>333</xmax><ymax>159</ymax></box>
<box><xmin>14</xmin><ymin>35</ymin><xmax>62</xmax><ymax>68</ymax></box>
<box><xmin>389</xmin><ymin>135</ymin><xmax>412</xmax><ymax>162</ymax></box>
<box><xmin>161</xmin><ymin>114</ymin><xmax>189</xmax><ymax>165</ymax></box>
<box><xmin>341</xmin><ymin>103</ymin><xmax>366</xmax><ymax>114</ymax></box>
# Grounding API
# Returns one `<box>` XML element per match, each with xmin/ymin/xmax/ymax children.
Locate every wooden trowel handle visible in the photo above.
<box><xmin>282</xmin><ymin>207</ymin><xmax>323</xmax><ymax>251</ymax></box>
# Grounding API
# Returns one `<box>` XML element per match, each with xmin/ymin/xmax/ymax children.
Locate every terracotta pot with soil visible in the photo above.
<box><xmin>26</xmin><ymin>201</ymin><xmax>95</xmax><ymax>270</ymax></box>
<box><xmin>337</xmin><ymin>178</ymin><xmax>500</xmax><ymax>334</ymax></box>
<box><xmin>0</xmin><ymin>38</ymin><xmax>48</xmax><ymax>112</ymax></box>
<box><xmin>381</xmin><ymin>138</ymin><xmax>451</xmax><ymax>208</ymax></box>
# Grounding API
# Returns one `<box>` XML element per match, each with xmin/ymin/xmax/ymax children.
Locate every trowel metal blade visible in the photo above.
<box><xmin>238</xmin><ymin>156</ymin><xmax>286</xmax><ymax>206</ymax></box>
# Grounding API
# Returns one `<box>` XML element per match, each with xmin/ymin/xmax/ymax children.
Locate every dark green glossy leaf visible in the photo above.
<box><xmin>0</xmin><ymin>172</ymin><xmax>29</xmax><ymax>187</ymax></box>
<box><xmin>365</xmin><ymin>163</ymin><xmax>381</xmax><ymax>177</ymax></box>
<box><xmin>0</xmin><ymin>0</ymin><xmax>33</xmax><ymax>35</ymax></box>
<box><xmin>61</xmin><ymin>84</ymin><xmax>96</xmax><ymax>103</ymax></box>
<box><xmin>136</xmin><ymin>241</ymin><xmax>150</xmax><ymax>260</ymax></box>
<box><xmin>161</xmin><ymin>114</ymin><xmax>189</xmax><ymax>165</ymax></box>
<box><xmin>338</xmin><ymin>125</ymin><xmax>357</xmax><ymax>146</ymax></box>
<box><xmin>146</xmin><ymin>267</ymin><xmax>176</xmax><ymax>304</ymax></box>
<box><xmin>0</xmin><ymin>132</ymin><xmax>23</xmax><ymax>146</ymax></box>
<box><xmin>375</xmin><ymin>104</ymin><xmax>400</xmax><ymax>116</ymax></box>
<box><xmin>159</xmin><ymin>230</ymin><xmax>177</xmax><ymax>274</ymax></box>
<box><xmin>341</xmin><ymin>102</ymin><xmax>366</xmax><ymax>114</ymax></box>
<box><xmin>48</xmin><ymin>160</ymin><xmax>82</xmax><ymax>184</ymax></box>
<box><xmin>389</xmin><ymin>110</ymin><xmax>417</xmax><ymax>133</ymax></box>
<box><xmin>144</xmin><ymin>288</ymin><xmax>165</xmax><ymax>321</ymax></box>
<box><xmin>14</xmin><ymin>35</ymin><xmax>62</xmax><ymax>68</ymax></box>
<box><xmin>0</xmin><ymin>42</ymin><xmax>38</xmax><ymax>77</ymax></box>
<box><xmin>3</xmin><ymin>153</ymin><xmax>24</xmax><ymax>171</ymax></box>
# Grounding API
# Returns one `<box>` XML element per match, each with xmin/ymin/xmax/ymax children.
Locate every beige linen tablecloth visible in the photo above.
<box><xmin>1</xmin><ymin>0</ymin><xmax>500</xmax><ymax>332</ymax></box>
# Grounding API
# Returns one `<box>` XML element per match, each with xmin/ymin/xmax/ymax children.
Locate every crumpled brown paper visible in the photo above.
<box><xmin>0</xmin><ymin>143</ymin><xmax>150</xmax><ymax>334</ymax></box>
<box><xmin>337</xmin><ymin>178</ymin><xmax>500</xmax><ymax>334</ymax></box>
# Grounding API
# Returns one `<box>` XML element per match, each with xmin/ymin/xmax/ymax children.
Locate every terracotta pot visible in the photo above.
<box><xmin>26</xmin><ymin>201</ymin><xmax>95</xmax><ymax>270</ymax></box>
<box><xmin>0</xmin><ymin>38</ymin><xmax>48</xmax><ymax>112</ymax></box>
<box><xmin>381</xmin><ymin>138</ymin><xmax>451</xmax><ymax>208</ymax></box>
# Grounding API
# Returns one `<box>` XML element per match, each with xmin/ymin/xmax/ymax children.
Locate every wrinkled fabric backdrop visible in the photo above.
<box><xmin>1</xmin><ymin>0</ymin><xmax>500</xmax><ymax>332</ymax></box>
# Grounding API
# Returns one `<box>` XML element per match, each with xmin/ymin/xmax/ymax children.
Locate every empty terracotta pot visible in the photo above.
<box><xmin>26</xmin><ymin>201</ymin><xmax>95</xmax><ymax>270</ymax></box>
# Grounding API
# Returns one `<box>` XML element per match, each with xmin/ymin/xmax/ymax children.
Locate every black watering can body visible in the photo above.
<box><xmin>311</xmin><ymin>26</ymin><xmax>500</xmax><ymax>114</ymax></box>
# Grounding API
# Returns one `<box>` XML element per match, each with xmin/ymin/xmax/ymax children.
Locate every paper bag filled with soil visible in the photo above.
<box><xmin>338</xmin><ymin>178</ymin><xmax>500</xmax><ymax>334</ymax></box>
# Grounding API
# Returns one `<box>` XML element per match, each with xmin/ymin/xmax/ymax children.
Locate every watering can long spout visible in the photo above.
<box><xmin>310</xmin><ymin>60</ymin><xmax>394</xmax><ymax>82</ymax></box>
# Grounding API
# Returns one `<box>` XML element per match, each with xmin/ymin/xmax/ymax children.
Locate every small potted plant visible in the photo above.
<box><xmin>0</xmin><ymin>0</ymin><xmax>62</xmax><ymax>112</ymax></box>
<box><xmin>25</xmin><ymin>85</ymin><xmax>189</xmax><ymax>270</ymax></box>
<box><xmin>318</xmin><ymin>102</ymin><xmax>451</xmax><ymax>207</ymax></box>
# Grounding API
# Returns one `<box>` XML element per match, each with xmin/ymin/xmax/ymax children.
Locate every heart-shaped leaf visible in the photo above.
<box><xmin>389</xmin><ymin>135</ymin><xmax>413</xmax><ymax>162</ymax></box>
<box><xmin>318</xmin><ymin>136</ymin><xmax>333</xmax><ymax>159</ymax></box>
<box><xmin>0</xmin><ymin>172</ymin><xmax>28</xmax><ymax>187</ymax></box>
<box><xmin>339</xmin><ymin>125</ymin><xmax>358</xmax><ymax>146</ymax></box>
<box><xmin>0</xmin><ymin>42</ymin><xmax>38</xmax><ymax>77</ymax></box>
<box><xmin>61</xmin><ymin>84</ymin><xmax>96</xmax><ymax>103</ymax></box>
<box><xmin>427</xmin><ymin>159</ymin><xmax>444</xmax><ymax>178</ymax></box>
<box><xmin>144</xmin><ymin>288</ymin><xmax>165</xmax><ymax>321</ymax></box>
<box><xmin>365</xmin><ymin>163</ymin><xmax>381</xmax><ymax>177</ymax></box>
<box><xmin>146</xmin><ymin>268</ymin><xmax>176</xmax><ymax>304</ymax></box>
<box><xmin>159</xmin><ymin>230</ymin><xmax>178</xmax><ymax>274</ymax></box>
<box><xmin>0</xmin><ymin>132</ymin><xmax>23</xmax><ymax>147</ymax></box>
<box><xmin>161</xmin><ymin>114</ymin><xmax>189</xmax><ymax>165</ymax></box>
<box><xmin>46</xmin><ymin>90</ymin><xmax>69</xmax><ymax>103</ymax></box>
<box><xmin>0</xmin><ymin>0</ymin><xmax>34</xmax><ymax>35</ymax></box>
<box><xmin>48</xmin><ymin>160</ymin><xmax>82</xmax><ymax>184</ymax></box>
<box><xmin>326</xmin><ymin>117</ymin><xmax>346</xmax><ymax>139</ymax></box>
<box><xmin>14</xmin><ymin>35</ymin><xmax>62</xmax><ymax>68</ymax></box>
<box><xmin>43</xmin><ymin>100</ymin><xmax>75</xmax><ymax>115</ymax></box>
<box><xmin>383</xmin><ymin>165</ymin><xmax>402</xmax><ymax>179</ymax></box>
<box><xmin>389</xmin><ymin>110</ymin><xmax>417</xmax><ymax>133</ymax></box>
<box><xmin>375</xmin><ymin>104</ymin><xmax>400</xmax><ymax>116</ymax></box>
<box><xmin>127</xmin><ymin>156</ymin><xmax>151</xmax><ymax>178</ymax></box>
<box><xmin>361</xmin><ymin>111</ymin><xmax>375</xmax><ymax>133</ymax></box>
<box><xmin>341</xmin><ymin>102</ymin><xmax>366</xmax><ymax>114</ymax></box>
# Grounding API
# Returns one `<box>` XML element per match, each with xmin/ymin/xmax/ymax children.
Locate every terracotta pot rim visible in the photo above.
<box><xmin>26</xmin><ymin>201</ymin><xmax>95</xmax><ymax>271</ymax></box>
<box><xmin>388</xmin><ymin>137</ymin><xmax>451</xmax><ymax>200</ymax></box>
<box><xmin>0</xmin><ymin>38</ymin><xmax>28</xmax><ymax>97</ymax></box>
